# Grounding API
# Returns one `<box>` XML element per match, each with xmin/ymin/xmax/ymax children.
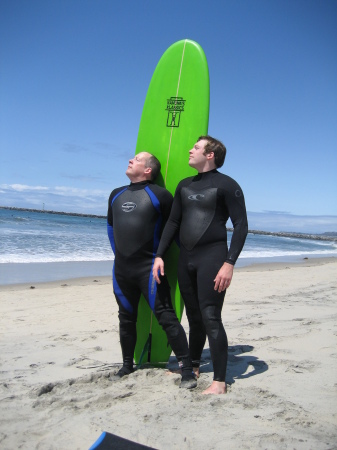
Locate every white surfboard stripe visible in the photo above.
<box><xmin>151</xmin><ymin>41</ymin><xmax>187</xmax><ymax>338</ymax></box>
<box><xmin>164</xmin><ymin>39</ymin><xmax>187</xmax><ymax>184</ymax></box>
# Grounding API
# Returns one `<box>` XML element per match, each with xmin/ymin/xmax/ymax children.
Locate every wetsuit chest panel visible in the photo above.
<box><xmin>113</xmin><ymin>189</ymin><xmax>158</xmax><ymax>258</ymax></box>
<box><xmin>180</xmin><ymin>186</ymin><xmax>217</xmax><ymax>250</ymax></box>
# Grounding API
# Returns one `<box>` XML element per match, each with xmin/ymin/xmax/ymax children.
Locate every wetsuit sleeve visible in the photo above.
<box><xmin>159</xmin><ymin>189</ymin><xmax>173</xmax><ymax>229</ymax></box>
<box><xmin>107</xmin><ymin>190</ymin><xmax>117</xmax><ymax>254</ymax></box>
<box><xmin>225</xmin><ymin>181</ymin><xmax>248</xmax><ymax>265</ymax></box>
<box><xmin>156</xmin><ymin>183</ymin><xmax>183</xmax><ymax>257</ymax></box>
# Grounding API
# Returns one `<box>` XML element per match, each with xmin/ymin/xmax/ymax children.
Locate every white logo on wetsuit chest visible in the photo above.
<box><xmin>188</xmin><ymin>194</ymin><xmax>205</xmax><ymax>201</ymax></box>
<box><xmin>122</xmin><ymin>202</ymin><xmax>137</xmax><ymax>212</ymax></box>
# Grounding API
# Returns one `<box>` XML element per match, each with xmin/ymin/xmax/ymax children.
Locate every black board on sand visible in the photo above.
<box><xmin>89</xmin><ymin>431</ymin><xmax>157</xmax><ymax>450</ymax></box>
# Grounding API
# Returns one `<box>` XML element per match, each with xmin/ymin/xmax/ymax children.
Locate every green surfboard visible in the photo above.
<box><xmin>134</xmin><ymin>39</ymin><xmax>209</xmax><ymax>365</ymax></box>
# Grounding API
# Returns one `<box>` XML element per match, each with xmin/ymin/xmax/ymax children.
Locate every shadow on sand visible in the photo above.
<box><xmin>203</xmin><ymin>344</ymin><xmax>268</xmax><ymax>385</ymax></box>
<box><xmin>168</xmin><ymin>344</ymin><xmax>268</xmax><ymax>385</ymax></box>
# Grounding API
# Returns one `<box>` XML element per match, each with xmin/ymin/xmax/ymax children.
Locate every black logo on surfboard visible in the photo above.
<box><xmin>166</xmin><ymin>97</ymin><xmax>186</xmax><ymax>127</ymax></box>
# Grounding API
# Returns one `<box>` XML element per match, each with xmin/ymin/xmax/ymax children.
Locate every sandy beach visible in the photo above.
<box><xmin>0</xmin><ymin>257</ymin><xmax>336</xmax><ymax>449</ymax></box>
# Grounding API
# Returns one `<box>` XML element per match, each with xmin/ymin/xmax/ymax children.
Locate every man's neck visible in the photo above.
<box><xmin>127</xmin><ymin>176</ymin><xmax>150</xmax><ymax>184</ymax></box>
<box><xmin>192</xmin><ymin>161</ymin><xmax>217</xmax><ymax>173</ymax></box>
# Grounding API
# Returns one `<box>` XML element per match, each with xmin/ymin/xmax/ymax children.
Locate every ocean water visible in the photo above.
<box><xmin>1</xmin><ymin>208</ymin><xmax>336</xmax><ymax>284</ymax></box>
<box><xmin>1</xmin><ymin>209</ymin><xmax>110</xmax><ymax>263</ymax></box>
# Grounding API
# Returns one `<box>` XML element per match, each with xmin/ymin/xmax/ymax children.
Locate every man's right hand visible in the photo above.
<box><xmin>152</xmin><ymin>257</ymin><xmax>165</xmax><ymax>284</ymax></box>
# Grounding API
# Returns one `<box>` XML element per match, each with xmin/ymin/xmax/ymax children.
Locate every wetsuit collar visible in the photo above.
<box><xmin>128</xmin><ymin>180</ymin><xmax>153</xmax><ymax>190</ymax></box>
<box><xmin>195</xmin><ymin>168</ymin><xmax>218</xmax><ymax>179</ymax></box>
<box><xmin>198</xmin><ymin>168</ymin><xmax>218</xmax><ymax>174</ymax></box>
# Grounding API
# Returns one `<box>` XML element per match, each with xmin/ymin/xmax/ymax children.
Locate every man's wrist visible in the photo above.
<box><xmin>225</xmin><ymin>259</ymin><xmax>235</xmax><ymax>266</ymax></box>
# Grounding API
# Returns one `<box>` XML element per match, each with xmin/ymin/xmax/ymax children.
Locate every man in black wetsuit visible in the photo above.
<box><xmin>153</xmin><ymin>136</ymin><xmax>248</xmax><ymax>395</ymax></box>
<box><xmin>107</xmin><ymin>151</ymin><xmax>196</xmax><ymax>389</ymax></box>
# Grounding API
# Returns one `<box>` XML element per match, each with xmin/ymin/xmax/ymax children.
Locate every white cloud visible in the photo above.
<box><xmin>54</xmin><ymin>186</ymin><xmax>106</xmax><ymax>196</ymax></box>
<box><xmin>0</xmin><ymin>183</ymin><xmax>108</xmax><ymax>215</ymax></box>
<box><xmin>1</xmin><ymin>184</ymin><xmax>49</xmax><ymax>192</ymax></box>
<box><xmin>247</xmin><ymin>211</ymin><xmax>337</xmax><ymax>234</ymax></box>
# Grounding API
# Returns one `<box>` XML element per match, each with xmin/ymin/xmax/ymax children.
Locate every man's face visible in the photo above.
<box><xmin>188</xmin><ymin>139</ymin><xmax>208</xmax><ymax>170</ymax></box>
<box><xmin>126</xmin><ymin>152</ymin><xmax>151</xmax><ymax>182</ymax></box>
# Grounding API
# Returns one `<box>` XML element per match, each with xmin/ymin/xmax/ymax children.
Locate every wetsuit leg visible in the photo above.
<box><xmin>177</xmin><ymin>251</ymin><xmax>207</xmax><ymax>369</ymax></box>
<box><xmin>178</xmin><ymin>246</ymin><xmax>228</xmax><ymax>381</ymax></box>
<box><xmin>135</xmin><ymin>260</ymin><xmax>192</xmax><ymax>370</ymax></box>
<box><xmin>115</xmin><ymin>259</ymin><xmax>192</xmax><ymax>373</ymax></box>
<box><xmin>196</xmin><ymin>245</ymin><xmax>228</xmax><ymax>381</ymax></box>
<box><xmin>113</xmin><ymin>265</ymin><xmax>141</xmax><ymax>371</ymax></box>
<box><xmin>152</xmin><ymin>275</ymin><xmax>191</xmax><ymax>365</ymax></box>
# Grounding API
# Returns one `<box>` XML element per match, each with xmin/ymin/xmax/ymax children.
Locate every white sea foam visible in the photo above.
<box><xmin>241</xmin><ymin>248</ymin><xmax>337</xmax><ymax>259</ymax></box>
<box><xmin>0</xmin><ymin>255</ymin><xmax>114</xmax><ymax>263</ymax></box>
<box><xmin>1</xmin><ymin>208</ymin><xmax>336</xmax><ymax>265</ymax></box>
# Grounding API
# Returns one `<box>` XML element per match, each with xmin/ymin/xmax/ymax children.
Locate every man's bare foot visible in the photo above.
<box><xmin>165</xmin><ymin>368</ymin><xmax>182</xmax><ymax>376</ymax></box>
<box><xmin>202</xmin><ymin>381</ymin><xmax>226</xmax><ymax>395</ymax></box>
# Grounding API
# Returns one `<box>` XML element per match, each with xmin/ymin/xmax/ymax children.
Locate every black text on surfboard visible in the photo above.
<box><xmin>166</xmin><ymin>97</ymin><xmax>186</xmax><ymax>127</ymax></box>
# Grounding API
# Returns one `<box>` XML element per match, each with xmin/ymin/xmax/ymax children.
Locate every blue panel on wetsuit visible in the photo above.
<box><xmin>144</xmin><ymin>185</ymin><xmax>161</xmax><ymax>213</ymax></box>
<box><xmin>113</xmin><ymin>266</ymin><xmax>134</xmax><ymax>313</ymax></box>
<box><xmin>147</xmin><ymin>263</ymin><xmax>157</xmax><ymax>311</ymax></box>
<box><xmin>145</xmin><ymin>185</ymin><xmax>162</xmax><ymax>254</ymax></box>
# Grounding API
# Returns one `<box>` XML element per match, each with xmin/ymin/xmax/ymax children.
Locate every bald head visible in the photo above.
<box><xmin>126</xmin><ymin>152</ymin><xmax>161</xmax><ymax>182</ymax></box>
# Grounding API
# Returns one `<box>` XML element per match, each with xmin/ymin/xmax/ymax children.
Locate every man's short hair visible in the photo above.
<box><xmin>145</xmin><ymin>154</ymin><xmax>161</xmax><ymax>181</ymax></box>
<box><xmin>198</xmin><ymin>135</ymin><xmax>227</xmax><ymax>168</ymax></box>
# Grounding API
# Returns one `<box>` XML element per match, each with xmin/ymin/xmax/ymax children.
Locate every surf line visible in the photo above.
<box><xmin>164</xmin><ymin>39</ymin><xmax>187</xmax><ymax>185</ymax></box>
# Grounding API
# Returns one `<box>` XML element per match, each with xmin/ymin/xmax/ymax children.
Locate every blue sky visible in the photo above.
<box><xmin>1</xmin><ymin>0</ymin><xmax>336</xmax><ymax>233</ymax></box>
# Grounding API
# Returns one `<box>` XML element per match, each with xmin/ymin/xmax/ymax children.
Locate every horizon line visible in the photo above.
<box><xmin>1</xmin><ymin>206</ymin><xmax>336</xmax><ymax>242</ymax></box>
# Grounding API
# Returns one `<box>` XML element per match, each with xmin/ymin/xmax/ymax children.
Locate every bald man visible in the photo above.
<box><xmin>107</xmin><ymin>152</ymin><xmax>196</xmax><ymax>389</ymax></box>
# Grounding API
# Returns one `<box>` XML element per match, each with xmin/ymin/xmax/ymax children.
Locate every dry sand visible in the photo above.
<box><xmin>0</xmin><ymin>258</ymin><xmax>336</xmax><ymax>449</ymax></box>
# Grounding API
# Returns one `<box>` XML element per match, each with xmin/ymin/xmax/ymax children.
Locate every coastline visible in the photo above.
<box><xmin>0</xmin><ymin>257</ymin><xmax>336</xmax><ymax>449</ymax></box>
<box><xmin>1</xmin><ymin>255</ymin><xmax>336</xmax><ymax>286</ymax></box>
<box><xmin>0</xmin><ymin>260</ymin><xmax>114</xmax><ymax>286</ymax></box>
<box><xmin>0</xmin><ymin>257</ymin><xmax>335</xmax><ymax>292</ymax></box>
<box><xmin>2</xmin><ymin>205</ymin><xmax>337</xmax><ymax>242</ymax></box>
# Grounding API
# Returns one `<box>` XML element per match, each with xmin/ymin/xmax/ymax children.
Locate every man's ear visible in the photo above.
<box><xmin>206</xmin><ymin>151</ymin><xmax>214</xmax><ymax>160</ymax></box>
<box><xmin>144</xmin><ymin>167</ymin><xmax>152</xmax><ymax>176</ymax></box>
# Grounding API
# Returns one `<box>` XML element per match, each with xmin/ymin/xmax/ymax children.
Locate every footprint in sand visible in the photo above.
<box><xmin>286</xmin><ymin>360</ymin><xmax>316</xmax><ymax>373</ymax></box>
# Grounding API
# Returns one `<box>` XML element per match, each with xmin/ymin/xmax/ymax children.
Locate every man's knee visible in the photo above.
<box><xmin>201</xmin><ymin>306</ymin><xmax>221</xmax><ymax>339</ymax></box>
<box><xmin>118</xmin><ymin>309</ymin><xmax>136</xmax><ymax>328</ymax></box>
<box><xmin>155</xmin><ymin>310</ymin><xmax>179</xmax><ymax>337</ymax></box>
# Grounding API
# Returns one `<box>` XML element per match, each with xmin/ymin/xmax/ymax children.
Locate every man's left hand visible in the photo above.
<box><xmin>214</xmin><ymin>262</ymin><xmax>234</xmax><ymax>292</ymax></box>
